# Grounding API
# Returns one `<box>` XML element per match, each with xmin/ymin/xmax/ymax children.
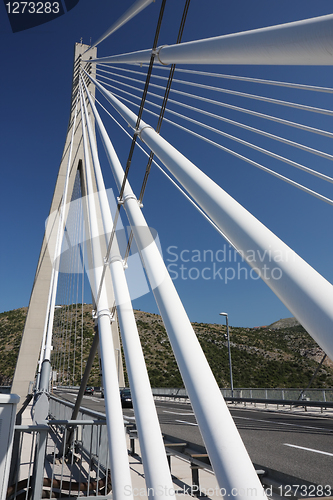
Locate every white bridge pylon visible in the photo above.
<box><xmin>11</xmin><ymin>4</ymin><xmax>333</xmax><ymax>500</ymax></box>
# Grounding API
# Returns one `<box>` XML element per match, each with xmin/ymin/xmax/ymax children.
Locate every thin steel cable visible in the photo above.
<box><xmin>135</xmin><ymin>63</ymin><xmax>333</xmax><ymax>94</ymax></box>
<box><xmin>72</xmin><ymin>172</ymin><xmax>82</xmax><ymax>384</ymax></box>
<box><xmin>61</xmin><ymin>241</ymin><xmax>71</xmax><ymax>384</ymax></box>
<box><xmin>94</xmin><ymin>95</ymin><xmax>238</xmax><ymax>251</ymax></box>
<box><xmin>79</xmin><ymin>75</ymin><xmax>122</xmax><ymax>310</ymax></box>
<box><xmin>84</xmin><ymin>0</ymin><xmax>167</xmax><ymax>309</ymax></box>
<box><xmin>98</xmin><ymin>74</ymin><xmax>333</xmax><ymax>160</ymax></box>
<box><xmin>95</xmin><ymin>65</ymin><xmax>333</xmax><ymax>116</ymax></box>
<box><xmin>139</xmin><ymin>0</ymin><xmax>191</xmax><ymax>203</ymax></box>
<box><xmin>100</xmin><ymin>81</ymin><xmax>333</xmax><ymax>184</ymax></box>
<box><xmin>61</xmin><ymin>174</ymin><xmax>82</xmax><ymax>384</ymax></box>
<box><xmin>81</xmin><ymin>237</ymin><xmax>84</xmax><ymax>381</ymax></box>
<box><xmin>156</xmin><ymin>113</ymin><xmax>333</xmax><ymax>206</ymax></box>
<box><xmin>66</xmin><ymin>221</ymin><xmax>77</xmax><ymax>382</ymax></box>
<box><xmin>96</xmin><ymin>69</ymin><xmax>333</xmax><ymax>139</ymax></box>
<box><xmin>97</xmin><ymin>88</ymin><xmax>333</xmax><ymax>206</ymax></box>
<box><xmin>118</xmin><ymin>0</ymin><xmax>167</xmax><ymax>202</ymax></box>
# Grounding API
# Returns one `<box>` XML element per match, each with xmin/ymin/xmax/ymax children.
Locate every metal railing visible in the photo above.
<box><xmin>7</xmin><ymin>398</ymin><xmax>111</xmax><ymax>500</ymax></box>
<box><xmin>152</xmin><ymin>387</ymin><xmax>333</xmax><ymax>413</ymax></box>
<box><xmin>55</xmin><ymin>386</ymin><xmax>333</xmax><ymax>403</ymax></box>
<box><xmin>9</xmin><ymin>390</ymin><xmax>329</xmax><ymax>500</ymax></box>
<box><xmin>152</xmin><ymin>387</ymin><xmax>333</xmax><ymax>402</ymax></box>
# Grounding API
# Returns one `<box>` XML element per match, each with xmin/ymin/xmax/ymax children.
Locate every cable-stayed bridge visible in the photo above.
<box><xmin>1</xmin><ymin>1</ymin><xmax>333</xmax><ymax>498</ymax></box>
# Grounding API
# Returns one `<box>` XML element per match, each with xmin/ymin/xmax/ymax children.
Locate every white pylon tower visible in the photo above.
<box><xmin>11</xmin><ymin>42</ymin><xmax>125</xmax><ymax>410</ymax></box>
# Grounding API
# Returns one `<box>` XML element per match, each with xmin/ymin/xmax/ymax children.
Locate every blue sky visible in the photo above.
<box><xmin>1</xmin><ymin>0</ymin><xmax>333</xmax><ymax>327</ymax></box>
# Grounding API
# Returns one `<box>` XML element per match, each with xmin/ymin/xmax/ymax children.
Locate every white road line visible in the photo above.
<box><xmin>175</xmin><ymin>419</ymin><xmax>198</xmax><ymax>426</ymax></box>
<box><xmin>284</xmin><ymin>444</ymin><xmax>333</xmax><ymax>456</ymax></box>
<box><xmin>163</xmin><ymin>411</ymin><xmax>194</xmax><ymax>416</ymax></box>
<box><xmin>233</xmin><ymin>415</ymin><xmax>329</xmax><ymax>432</ymax></box>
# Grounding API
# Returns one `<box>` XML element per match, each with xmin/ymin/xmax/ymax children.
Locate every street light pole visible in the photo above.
<box><xmin>220</xmin><ymin>312</ymin><xmax>234</xmax><ymax>397</ymax></box>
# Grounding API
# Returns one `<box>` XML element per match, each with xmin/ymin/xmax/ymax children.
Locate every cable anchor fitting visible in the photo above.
<box><xmin>138</xmin><ymin>125</ymin><xmax>154</xmax><ymax>141</ymax></box>
<box><xmin>156</xmin><ymin>45</ymin><xmax>169</xmax><ymax>66</ymax></box>
<box><xmin>97</xmin><ymin>308</ymin><xmax>114</xmax><ymax>323</ymax></box>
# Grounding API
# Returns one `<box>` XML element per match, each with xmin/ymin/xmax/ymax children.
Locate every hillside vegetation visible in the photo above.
<box><xmin>1</xmin><ymin>306</ymin><xmax>333</xmax><ymax>389</ymax></box>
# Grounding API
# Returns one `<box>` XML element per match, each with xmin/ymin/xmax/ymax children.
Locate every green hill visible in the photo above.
<box><xmin>0</xmin><ymin>306</ymin><xmax>332</xmax><ymax>389</ymax></box>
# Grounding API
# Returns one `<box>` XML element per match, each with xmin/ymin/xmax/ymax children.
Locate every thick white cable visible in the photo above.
<box><xmin>136</xmin><ymin>63</ymin><xmax>333</xmax><ymax>93</ymax></box>
<box><xmin>88</xmin><ymin>13</ymin><xmax>333</xmax><ymax>65</ymax></box>
<box><xmin>96</xmin><ymin>68</ymin><xmax>333</xmax><ymax>139</ymax></box>
<box><xmin>94</xmin><ymin>94</ymin><xmax>238</xmax><ymax>250</ymax></box>
<box><xmin>98</xmin><ymin>77</ymin><xmax>333</xmax><ymax>184</ymax></box>
<box><xmin>79</xmin><ymin>83</ymin><xmax>134</xmax><ymax>500</ymax></box>
<box><xmin>84</xmin><ymin>75</ymin><xmax>268</xmax><ymax>499</ymax></box>
<box><xmin>86</xmin><ymin>0</ymin><xmax>154</xmax><ymax>51</ymax></box>
<box><xmin>86</xmin><ymin>71</ymin><xmax>333</xmax><ymax>366</ymax></box>
<box><xmin>81</xmin><ymin>75</ymin><xmax>175</xmax><ymax>498</ymax></box>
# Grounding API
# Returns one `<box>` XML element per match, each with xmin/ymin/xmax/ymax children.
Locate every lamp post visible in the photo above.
<box><xmin>220</xmin><ymin>312</ymin><xmax>234</xmax><ymax>397</ymax></box>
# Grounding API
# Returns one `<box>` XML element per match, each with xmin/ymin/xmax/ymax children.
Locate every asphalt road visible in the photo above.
<box><xmin>53</xmin><ymin>390</ymin><xmax>333</xmax><ymax>488</ymax></box>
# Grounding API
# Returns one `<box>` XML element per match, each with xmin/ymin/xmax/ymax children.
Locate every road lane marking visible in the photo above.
<box><xmin>233</xmin><ymin>415</ymin><xmax>330</xmax><ymax>432</ymax></box>
<box><xmin>163</xmin><ymin>411</ymin><xmax>194</xmax><ymax>416</ymax></box>
<box><xmin>175</xmin><ymin>419</ymin><xmax>198</xmax><ymax>426</ymax></box>
<box><xmin>284</xmin><ymin>444</ymin><xmax>333</xmax><ymax>456</ymax></box>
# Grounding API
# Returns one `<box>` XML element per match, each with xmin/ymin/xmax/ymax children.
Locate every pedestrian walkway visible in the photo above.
<box><xmin>13</xmin><ymin>400</ymin><xmax>222</xmax><ymax>499</ymax></box>
<box><xmin>127</xmin><ymin>433</ymin><xmax>222</xmax><ymax>500</ymax></box>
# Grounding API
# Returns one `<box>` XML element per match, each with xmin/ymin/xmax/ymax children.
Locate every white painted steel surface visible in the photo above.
<box><xmin>85</xmin><ymin>75</ymin><xmax>267</xmax><ymax>499</ymax></box>
<box><xmin>88</xmin><ymin>0</ymin><xmax>154</xmax><ymax>50</ymax></box>
<box><xmin>41</xmin><ymin>98</ymin><xmax>80</xmax><ymax>370</ymax></box>
<box><xmin>80</xmin><ymin>86</ymin><xmax>134</xmax><ymax>500</ymax></box>
<box><xmin>89</xmin><ymin>13</ymin><xmax>333</xmax><ymax>66</ymax></box>
<box><xmin>0</xmin><ymin>394</ymin><xmax>20</xmax><ymax>500</ymax></box>
<box><xmin>82</xmin><ymin>81</ymin><xmax>174</xmax><ymax>499</ymax></box>
<box><xmin>91</xmin><ymin>77</ymin><xmax>333</xmax><ymax>367</ymax></box>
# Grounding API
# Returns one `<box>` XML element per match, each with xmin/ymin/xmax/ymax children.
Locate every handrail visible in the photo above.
<box><xmin>226</xmin><ymin>396</ymin><xmax>333</xmax><ymax>409</ymax></box>
<box><xmin>153</xmin><ymin>392</ymin><xmax>333</xmax><ymax>410</ymax></box>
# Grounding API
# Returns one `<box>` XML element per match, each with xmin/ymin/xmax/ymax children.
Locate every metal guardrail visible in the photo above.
<box><xmin>151</xmin><ymin>387</ymin><xmax>333</xmax><ymax>411</ymax></box>
<box><xmin>49</xmin><ymin>396</ymin><xmax>268</xmax><ymax>496</ymax></box>
<box><xmin>152</xmin><ymin>387</ymin><xmax>333</xmax><ymax>402</ymax></box>
<box><xmin>226</xmin><ymin>396</ymin><xmax>333</xmax><ymax>412</ymax></box>
<box><xmin>9</xmin><ymin>410</ymin><xmax>111</xmax><ymax>500</ymax></box>
<box><xmin>53</xmin><ymin>386</ymin><xmax>333</xmax><ymax>403</ymax></box>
